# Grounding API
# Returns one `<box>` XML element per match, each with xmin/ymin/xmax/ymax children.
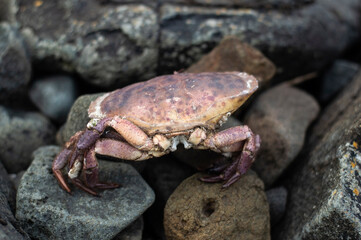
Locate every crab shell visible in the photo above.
<box><xmin>88</xmin><ymin>72</ymin><xmax>258</xmax><ymax>135</ymax></box>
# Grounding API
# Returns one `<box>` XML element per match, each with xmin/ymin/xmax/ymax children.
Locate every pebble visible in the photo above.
<box><xmin>245</xmin><ymin>84</ymin><xmax>319</xmax><ymax>187</ymax></box>
<box><xmin>16</xmin><ymin>146</ymin><xmax>155</xmax><ymax>240</ymax></box>
<box><xmin>164</xmin><ymin>171</ymin><xmax>270</xmax><ymax>240</ymax></box>
<box><xmin>0</xmin><ymin>106</ymin><xmax>55</xmax><ymax>173</ymax></box>
<box><xmin>29</xmin><ymin>75</ymin><xmax>77</xmax><ymax>123</ymax></box>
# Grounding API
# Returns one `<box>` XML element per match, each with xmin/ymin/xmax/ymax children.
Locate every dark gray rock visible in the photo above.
<box><xmin>0</xmin><ymin>23</ymin><xmax>31</xmax><ymax>104</ymax></box>
<box><xmin>320</xmin><ymin>60</ymin><xmax>360</xmax><ymax>102</ymax></box>
<box><xmin>276</xmin><ymin>72</ymin><xmax>361</xmax><ymax>239</ymax></box>
<box><xmin>113</xmin><ymin>217</ymin><xmax>143</xmax><ymax>240</ymax></box>
<box><xmin>0</xmin><ymin>163</ymin><xmax>29</xmax><ymax>240</ymax></box>
<box><xmin>16</xmin><ymin>146</ymin><xmax>155</xmax><ymax>240</ymax></box>
<box><xmin>29</xmin><ymin>75</ymin><xmax>77</xmax><ymax>123</ymax></box>
<box><xmin>266</xmin><ymin>186</ymin><xmax>287</xmax><ymax>226</ymax></box>
<box><xmin>0</xmin><ymin>106</ymin><xmax>55</xmax><ymax>173</ymax></box>
<box><xmin>0</xmin><ymin>0</ymin><xmax>16</xmax><ymax>22</ymax></box>
<box><xmin>143</xmin><ymin>156</ymin><xmax>195</xmax><ymax>239</ymax></box>
<box><xmin>245</xmin><ymin>84</ymin><xmax>319</xmax><ymax>187</ymax></box>
<box><xmin>17</xmin><ymin>1</ymin><xmax>158</xmax><ymax>87</ymax></box>
<box><xmin>159</xmin><ymin>0</ymin><xmax>361</xmax><ymax>79</ymax></box>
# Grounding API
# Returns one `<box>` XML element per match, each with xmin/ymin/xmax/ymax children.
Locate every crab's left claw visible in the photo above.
<box><xmin>52</xmin><ymin>148</ymin><xmax>73</xmax><ymax>193</ymax></box>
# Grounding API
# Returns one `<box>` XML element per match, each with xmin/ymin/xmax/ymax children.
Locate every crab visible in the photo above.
<box><xmin>53</xmin><ymin>72</ymin><xmax>261</xmax><ymax>196</ymax></box>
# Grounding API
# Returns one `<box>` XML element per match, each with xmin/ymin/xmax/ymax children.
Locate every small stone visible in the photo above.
<box><xmin>319</xmin><ymin>60</ymin><xmax>360</xmax><ymax>102</ymax></box>
<box><xmin>245</xmin><ymin>84</ymin><xmax>319</xmax><ymax>187</ymax></box>
<box><xmin>164</xmin><ymin>171</ymin><xmax>270</xmax><ymax>240</ymax></box>
<box><xmin>29</xmin><ymin>75</ymin><xmax>77</xmax><ymax>123</ymax></box>
<box><xmin>266</xmin><ymin>186</ymin><xmax>287</xmax><ymax>226</ymax></box>
<box><xmin>276</xmin><ymin>71</ymin><xmax>361</xmax><ymax>239</ymax></box>
<box><xmin>16</xmin><ymin>146</ymin><xmax>155</xmax><ymax>240</ymax></box>
<box><xmin>0</xmin><ymin>162</ymin><xmax>16</xmax><ymax>211</ymax></box>
<box><xmin>0</xmin><ymin>23</ymin><xmax>31</xmax><ymax>104</ymax></box>
<box><xmin>0</xmin><ymin>106</ymin><xmax>55</xmax><ymax>173</ymax></box>
<box><xmin>186</xmin><ymin>36</ymin><xmax>276</xmax><ymax>84</ymax></box>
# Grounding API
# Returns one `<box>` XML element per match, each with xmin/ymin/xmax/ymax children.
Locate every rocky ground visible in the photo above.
<box><xmin>1</xmin><ymin>0</ymin><xmax>361</xmax><ymax>239</ymax></box>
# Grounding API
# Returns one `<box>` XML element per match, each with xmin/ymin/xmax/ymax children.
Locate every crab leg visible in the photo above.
<box><xmin>200</xmin><ymin>125</ymin><xmax>261</xmax><ymax>187</ymax></box>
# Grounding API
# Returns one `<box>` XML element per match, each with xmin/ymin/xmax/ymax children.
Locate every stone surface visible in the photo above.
<box><xmin>0</xmin><ymin>163</ymin><xmax>29</xmax><ymax>240</ymax></box>
<box><xmin>245</xmin><ymin>84</ymin><xmax>319</xmax><ymax>187</ymax></box>
<box><xmin>16</xmin><ymin>146</ymin><xmax>155</xmax><ymax>240</ymax></box>
<box><xmin>113</xmin><ymin>217</ymin><xmax>143</xmax><ymax>240</ymax></box>
<box><xmin>0</xmin><ymin>106</ymin><xmax>55</xmax><ymax>173</ymax></box>
<box><xmin>0</xmin><ymin>23</ymin><xmax>31</xmax><ymax>104</ymax></box>
<box><xmin>266</xmin><ymin>186</ymin><xmax>287</xmax><ymax>226</ymax></box>
<box><xmin>0</xmin><ymin>0</ymin><xmax>16</xmax><ymax>22</ymax></box>
<box><xmin>319</xmin><ymin>59</ymin><xmax>360</xmax><ymax>102</ymax></box>
<box><xmin>17</xmin><ymin>1</ymin><xmax>158</xmax><ymax>87</ymax></box>
<box><xmin>186</xmin><ymin>36</ymin><xmax>276</xmax><ymax>85</ymax></box>
<box><xmin>143</xmin><ymin>156</ymin><xmax>195</xmax><ymax>239</ymax></box>
<box><xmin>276</xmin><ymin>71</ymin><xmax>361</xmax><ymax>239</ymax></box>
<box><xmin>29</xmin><ymin>75</ymin><xmax>78</xmax><ymax>123</ymax></box>
<box><xmin>160</xmin><ymin>0</ymin><xmax>361</xmax><ymax>79</ymax></box>
<box><xmin>164</xmin><ymin>171</ymin><xmax>270</xmax><ymax>240</ymax></box>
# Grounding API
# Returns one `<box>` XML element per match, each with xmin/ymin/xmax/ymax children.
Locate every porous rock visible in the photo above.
<box><xmin>276</xmin><ymin>71</ymin><xmax>361</xmax><ymax>239</ymax></box>
<box><xmin>160</xmin><ymin>0</ymin><xmax>361</xmax><ymax>80</ymax></box>
<box><xmin>16</xmin><ymin>146</ymin><xmax>155</xmax><ymax>240</ymax></box>
<box><xmin>17</xmin><ymin>1</ymin><xmax>158</xmax><ymax>87</ymax></box>
<box><xmin>29</xmin><ymin>75</ymin><xmax>77</xmax><ymax>123</ymax></box>
<box><xmin>186</xmin><ymin>36</ymin><xmax>276</xmax><ymax>85</ymax></box>
<box><xmin>0</xmin><ymin>22</ymin><xmax>31</xmax><ymax>104</ymax></box>
<box><xmin>0</xmin><ymin>106</ymin><xmax>55</xmax><ymax>173</ymax></box>
<box><xmin>164</xmin><ymin>171</ymin><xmax>270</xmax><ymax>240</ymax></box>
<box><xmin>245</xmin><ymin>84</ymin><xmax>319</xmax><ymax>187</ymax></box>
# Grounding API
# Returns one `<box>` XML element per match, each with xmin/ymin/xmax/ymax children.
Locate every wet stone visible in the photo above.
<box><xmin>319</xmin><ymin>59</ymin><xmax>360</xmax><ymax>102</ymax></box>
<box><xmin>0</xmin><ymin>23</ymin><xmax>31</xmax><ymax>104</ymax></box>
<box><xmin>16</xmin><ymin>146</ymin><xmax>155</xmax><ymax>240</ymax></box>
<box><xmin>17</xmin><ymin>1</ymin><xmax>158</xmax><ymax>87</ymax></box>
<box><xmin>186</xmin><ymin>36</ymin><xmax>276</xmax><ymax>85</ymax></box>
<box><xmin>245</xmin><ymin>84</ymin><xmax>319</xmax><ymax>187</ymax></box>
<box><xmin>164</xmin><ymin>171</ymin><xmax>270</xmax><ymax>240</ymax></box>
<box><xmin>29</xmin><ymin>75</ymin><xmax>77</xmax><ymax>123</ymax></box>
<box><xmin>276</xmin><ymin>72</ymin><xmax>361</xmax><ymax>239</ymax></box>
<box><xmin>266</xmin><ymin>186</ymin><xmax>287</xmax><ymax>227</ymax></box>
<box><xmin>0</xmin><ymin>106</ymin><xmax>55</xmax><ymax>173</ymax></box>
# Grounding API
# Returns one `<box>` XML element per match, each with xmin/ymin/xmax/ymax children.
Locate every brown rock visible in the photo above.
<box><xmin>164</xmin><ymin>171</ymin><xmax>270</xmax><ymax>240</ymax></box>
<box><xmin>245</xmin><ymin>84</ymin><xmax>319</xmax><ymax>187</ymax></box>
<box><xmin>186</xmin><ymin>36</ymin><xmax>276</xmax><ymax>85</ymax></box>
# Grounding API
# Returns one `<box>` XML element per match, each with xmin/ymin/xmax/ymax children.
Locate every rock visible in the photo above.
<box><xmin>245</xmin><ymin>84</ymin><xmax>319</xmax><ymax>187</ymax></box>
<box><xmin>186</xmin><ymin>36</ymin><xmax>276</xmax><ymax>85</ymax></box>
<box><xmin>0</xmin><ymin>162</ymin><xmax>29</xmax><ymax>240</ymax></box>
<box><xmin>29</xmin><ymin>75</ymin><xmax>77</xmax><ymax>123</ymax></box>
<box><xmin>319</xmin><ymin>59</ymin><xmax>360</xmax><ymax>102</ymax></box>
<box><xmin>164</xmin><ymin>171</ymin><xmax>270</xmax><ymax>240</ymax></box>
<box><xmin>143</xmin><ymin>156</ymin><xmax>195</xmax><ymax>239</ymax></box>
<box><xmin>266</xmin><ymin>186</ymin><xmax>287</xmax><ymax>226</ymax></box>
<box><xmin>113</xmin><ymin>217</ymin><xmax>143</xmax><ymax>240</ymax></box>
<box><xmin>0</xmin><ymin>106</ymin><xmax>55</xmax><ymax>173</ymax></box>
<box><xmin>0</xmin><ymin>162</ymin><xmax>16</xmax><ymax>212</ymax></box>
<box><xmin>17</xmin><ymin>1</ymin><xmax>158</xmax><ymax>87</ymax></box>
<box><xmin>16</xmin><ymin>146</ymin><xmax>155</xmax><ymax>240</ymax></box>
<box><xmin>8</xmin><ymin>171</ymin><xmax>25</xmax><ymax>191</ymax></box>
<box><xmin>275</xmin><ymin>72</ymin><xmax>361</xmax><ymax>239</ymax></box>
<box><xmin>0</xmin><ymin>23</ymin><xmax>31</xmax><ymax>104</ymax></box>
<box><xmin>159</xmin><ymin>1</ymin><xmax>361</xmax><ymax>80</ymax></box>
<box><xmin>0</xmin><ymin>0</ymin><xmax>16</xmax><ymax>22</ymax></box>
